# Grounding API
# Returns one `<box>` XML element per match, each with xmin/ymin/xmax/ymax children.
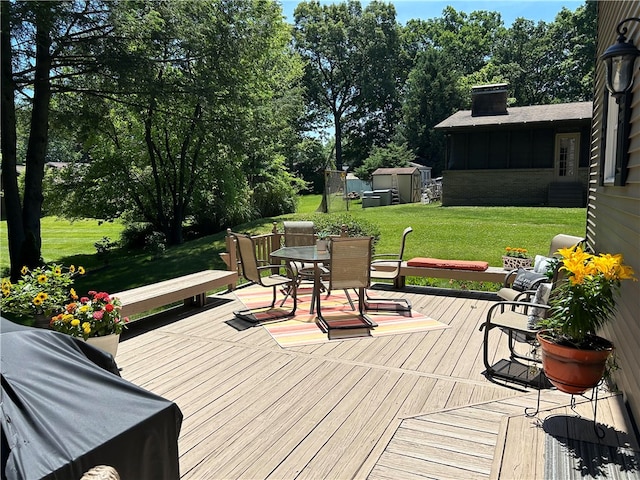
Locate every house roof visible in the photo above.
<box><xmin>434</xmin><ymin>101</ymin><xmax>592</xmax><ymax>130</ymax></box>
<box><xmin>372</xmin><ymin>167</ymin><xmax>419</xmax><ymax>175</ymax></box>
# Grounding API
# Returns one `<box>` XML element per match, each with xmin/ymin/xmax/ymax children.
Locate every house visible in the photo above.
<box><xmin>371</xmin><ymin>167</ymin><xmax>422</xmax><ymax>204</ymax></box>
<box><xmin>435</xmin><ymin>84</ymin><xmax>592</xmax><ymax>207</ymax></box>
<box><xmin>590</xmin><ymin>0</ymin><xmax>640</xmax><ymax>426</ymax></box>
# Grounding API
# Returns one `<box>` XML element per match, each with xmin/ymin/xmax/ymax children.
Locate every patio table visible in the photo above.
<box><xmin>271</xmin><ymin>245</ymin><xmax>330</xmax><ymax>314</ymax></box>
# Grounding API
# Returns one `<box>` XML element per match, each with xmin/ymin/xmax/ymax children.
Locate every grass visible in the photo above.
<box><xmin>0</xmin><ymin>198</ymin><xmax>587</xmax><ymax>295</ymax></box>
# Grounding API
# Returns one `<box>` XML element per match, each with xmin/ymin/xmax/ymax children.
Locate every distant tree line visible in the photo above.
<box><xmin>1</xmin><ymin>0</ymin><xmax>595</xmax><ymax>277</ymax></box>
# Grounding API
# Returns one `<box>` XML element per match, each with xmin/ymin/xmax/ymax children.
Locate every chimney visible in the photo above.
<box><xmin>471</xmin><ymin>83</ymin><xmax>508</xmax><ymax>117</ymax></box>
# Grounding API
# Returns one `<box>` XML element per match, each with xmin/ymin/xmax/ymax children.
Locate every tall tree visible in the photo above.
<box><xmin>292</xmin><ymin>0</ymin><xmax>403</xmax><ymax>170</ymax></box>
<box><xmin>52</xmin><ymin>0</ymin><xmax>304</xmax><ymax>242</ymax></box>
<box><xmin>2</xmin><ymin>0</ymin><xmax>113</xmax><ymax>278</ymax></box>
<box><xmin>399</xmin><ymin>47</ymin><xmax>463</xmax><ymax>174</ymax></box>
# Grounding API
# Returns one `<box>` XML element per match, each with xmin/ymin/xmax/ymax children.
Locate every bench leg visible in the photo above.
<box><xmin>394</xmin><ymin>275</ymin><xmax>406</xmax><ymax>289</ymax></box>
<box><xmin>183</xmin><ymin>293</ymin><xmax>207</xmax><ymax>308</ymax></box>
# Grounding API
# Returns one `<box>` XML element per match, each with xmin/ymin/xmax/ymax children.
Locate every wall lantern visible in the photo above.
<box><xmin>601</xmin><ymin>17</ymin><xmax>640</xmax><ymax>101</ymax></box>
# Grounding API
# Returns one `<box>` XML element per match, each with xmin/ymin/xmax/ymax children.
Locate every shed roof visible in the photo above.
<box><xmin>372</xmin><ymin>167</ymin><xmax>419</xmax><ymax>175</ymax></box>
<box><xmin>434</xmin><ymin>101</ymin><xmax>592</xmax><ymax>130</ymax></box>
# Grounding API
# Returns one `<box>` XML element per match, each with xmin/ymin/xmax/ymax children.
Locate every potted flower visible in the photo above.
<box><xmin>502</xmin><ymin>247</ymin><xmax>533</xmax><ymax>270</ymax></box>
<box><xmin>1</xmin><ymin>264</ymin><xmax>84</xmax><ymax>327</ymax></box>
<box><xmin>536</xmin><ymin>246</ymin><xmax>636</xmax><ymax>394</ymax></box>
<box><xmin>50</xmin><ymin>291</ymin><xmax>129</xmax><ymax>357</ymax></box>
<box><xmin>316</xmin><ymin>231</ymin><xmax>330</xmax><ymax>252</ymax></box>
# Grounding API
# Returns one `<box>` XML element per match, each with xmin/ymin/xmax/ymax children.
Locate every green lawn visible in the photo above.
<box><xmin>1</xmin><ymin>198</ymin><xmax>587</xmax><ymax>294</ymax></box>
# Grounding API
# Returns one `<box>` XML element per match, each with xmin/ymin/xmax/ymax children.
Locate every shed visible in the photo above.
<box><xmin>371</xmin><ymin>167</ymin><xmax>422</xmax><ymax>204</ymax></box>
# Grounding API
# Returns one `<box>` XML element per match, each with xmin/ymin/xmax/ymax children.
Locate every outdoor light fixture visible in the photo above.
<box><xmin>601</xmin><ymin>17</ymin><xmax>640</xmax><ymax>101</ymax></box>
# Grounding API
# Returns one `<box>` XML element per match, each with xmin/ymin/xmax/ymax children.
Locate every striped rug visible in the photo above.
<box><xmin>233</xmin><ymin>284</ymin><xmax>450</xmax><ymax>348</ymax></box>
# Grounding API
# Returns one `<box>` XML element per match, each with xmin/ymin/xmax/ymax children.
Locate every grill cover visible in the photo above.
<box><xmin>1</xmin><ymin>318</ymin><xmax>182</xmax><ymax>480</ymax></box>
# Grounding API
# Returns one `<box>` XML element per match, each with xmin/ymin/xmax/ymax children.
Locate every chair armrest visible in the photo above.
<box><xmin>372</xmin><ymin>253</ymin><xmax>400</xmax><ymax>260</ymax></box>
<box><xmin>479</xmin><ymin>301</ymin><xmax>550</xmax><ymax>331</ymax></box>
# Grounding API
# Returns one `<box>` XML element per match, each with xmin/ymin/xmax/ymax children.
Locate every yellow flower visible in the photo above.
<box><xmin>78</xmin><ymin>266</ymin><xmax>85</xmax><ymax>275</ymax></box>
<box><xmin>36</xmin><ymin>292</ymin><xmax>48</xmax><ymax>301</ymax></box>
<box><xmin>33</xmin><ymin>296</ymin><xmax>43</xmax><ymax>306</ymax></box>
<box><xmin>69</xmin><ymin>265</ymin><xmax>76</xmax><ymax>273</ymax></box>
<box><xmin>21</xmin><ymin>266</ymin><xmax>28</xmax><ymax>275</ymax></box>
<box><xmin>80</xmin><ymin>305</ymin><xmax>90</xmax><ymax>313</ymax></box>
<box><xmin>54</xmin><ymin>267</ymin><xmax>62</xmax><ymax>276</ymax></box>
<box><xmin>1</xmin><ymin>280</ymin><xmax>11</xmax><ymax>295</ymax></box>
<box><xmin>71</xmin><ymin>319</ymin><xmax>80</xmax><ymax>327</ymax></box>
<box><xmin>63</xmin><ymin>313</ymin><xmax>74</xmax><ymax>323</ymax></box>
<box><xmin>70</xmin><ymin>288</ymin><xmax>78</xmax><ymax>300</ymax></box>
<box><xmin>82</xmin><ymin>322</ymin><xmax>91</xmax><ymax>335</ymax></box>
<box><xmin>37</xmin><ymin>274</ymin><xmax>47</xmax><ymax>284</ymax></box>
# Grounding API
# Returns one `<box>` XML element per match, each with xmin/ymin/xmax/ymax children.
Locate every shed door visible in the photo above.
<box><xmin>554</xmin><ymin>133</ymin><xmax>580</xmax><ymax>181</ymax></box>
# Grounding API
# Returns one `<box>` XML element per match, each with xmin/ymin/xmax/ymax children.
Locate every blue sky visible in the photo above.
<box><xmin>280</xmin><ymin>0</ymin><xmax>585</xmax><ymax>26</ymax></box>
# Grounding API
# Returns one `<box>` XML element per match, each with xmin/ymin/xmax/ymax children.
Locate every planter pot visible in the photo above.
<box><xmin>83</xmin><ymin>333</ymin><xmax>120</xmax><ymax>357</ymax></box>
<box><xmin>316</xmin><ymin>239</ymin><xmax>328</xmax><ymax>252</ymax></box>
<box><xmin>537</xmin><ymin>331</ymin><xmax>613</xmax><ymax>394</ymax></box>
<box><xmin>502</xmin><ymin>255</ymin><xmax>533</xmax><ymax>270</ymax></box>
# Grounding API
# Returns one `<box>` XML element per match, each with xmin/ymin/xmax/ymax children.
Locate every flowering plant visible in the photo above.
<box><xmin>504</xmin><ymin>247</ymin><xmax>529</xmax><ymax>259</ymax></box>
<box><xmin>1</xmin><ymin>264</ymin><xmax>84</xmax><ymax>323</ymax></box>
<box><xmin>540</xmin><ymin>246</ymin><xmax>636</xmax><ymax>347</ymax></box>
<box><xmin>50</xmin><ymin>291</ymin><xmax>129</xmax><ymax>340</ymax></box>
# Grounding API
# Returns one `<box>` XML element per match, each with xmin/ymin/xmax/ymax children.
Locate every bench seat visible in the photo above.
<box><xmin>114</xmin><ymin>270</ymin><xmax>238</xmax><ymax>318</ymax></box>
<box><xmin>373</xmin><ymin>261</ymin><xmax>509</xmax><ymax>288</ymax></box>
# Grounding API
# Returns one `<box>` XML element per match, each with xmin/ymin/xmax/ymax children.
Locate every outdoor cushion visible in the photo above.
<box><xmin>406</xmin><ymin>257</ymin><xmax>489</xmax><ymax>271</ymax></box>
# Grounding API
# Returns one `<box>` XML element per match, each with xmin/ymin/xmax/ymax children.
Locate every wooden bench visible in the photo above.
<box><xmin>113</xmin><ymin>270</ymin><xmax>238</xmax><ymax>318</ymax></box>
<box><xmin>374</xmin><ymin>261</ymin><xmax>509</xmax><ymax>288</ymax></box>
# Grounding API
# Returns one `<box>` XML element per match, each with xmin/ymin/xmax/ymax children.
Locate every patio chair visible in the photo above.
<box><xmin>479</xmin><ymin>282</ymin><xmax>553</xmax><ymax>388</ymax></box>
<box><xmin>367</xmin><ymin>226</ymin><xmax>413</xmax><ymax>312</ymax></box>
<box><xmin>315</xmin><ymin>236</ymin><xmax>377</xmax><ymax>334</ymax></box>
<box><xmin>498</xmin><ymin>234</ymin><xmax>584</xmax><ymax>302</ymax></box>
<box><xmin>230</xmin><ymin>232</ymin><xmax>297</xmax><ymax>323</ymax></box>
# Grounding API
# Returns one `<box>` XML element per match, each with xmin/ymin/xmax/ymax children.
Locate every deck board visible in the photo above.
<box><xmin>113</xmin><ymin>285</ymin><xmax>638</xmax><ymax>479</ymax></box>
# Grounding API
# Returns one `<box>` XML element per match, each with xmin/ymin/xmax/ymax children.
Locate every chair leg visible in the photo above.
<box><xmin>234</xmin><ymin>281</ymin><xmax>297</xmax><ymax>324</ymax></box>
<box><xmin>364</xmin><ymin>290</ymin><xmax>411</xmax><ymax>312</ymax></box>
<box><xmin>316</xmin><ymin>287</ymin><xmax>376</xmax><ymax>333</ymax></box>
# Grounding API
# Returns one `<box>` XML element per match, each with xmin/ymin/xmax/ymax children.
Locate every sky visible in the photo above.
<box><xmin>280</xmin><ymin>0</ymin><xmax>586</xmax><ymax>26</ymax></box>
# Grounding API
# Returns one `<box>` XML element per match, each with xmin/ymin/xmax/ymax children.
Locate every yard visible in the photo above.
<box><xmin>0</xmin><ymin>198</ymin><xmax>586</xmax><ymax>296</ymax></box>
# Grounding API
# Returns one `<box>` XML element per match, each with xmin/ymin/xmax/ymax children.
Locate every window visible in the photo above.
<box><xmin>602</xmin><ymin>94</ymin><xmax>618</xmax><ymax>185</ymax></box>
<box><xmin>601</xmin><ymin>90</ymin><xmax>631</xmax><ymax>186</ymax></box>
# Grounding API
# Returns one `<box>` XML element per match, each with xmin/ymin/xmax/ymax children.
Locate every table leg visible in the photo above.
<box><xmin>310</xmin><ymin>263</ymin><xmax>320</xmax><ymax>314</ymax></box>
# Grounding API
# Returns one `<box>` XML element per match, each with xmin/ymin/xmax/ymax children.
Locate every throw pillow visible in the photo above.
<box><xmin>512</xmin><ymin>268</ymin><xmax>547</xmax><ymax>292</ymax></box>
<box><xmin>533</xmin><ymin>255</ymin><xmax>554</xmax><ymax>274</ymax></box>
<box><xmin>527</xmin><ymin>283</ymin><xmax>552</xmax><ymax>329</ymax></box>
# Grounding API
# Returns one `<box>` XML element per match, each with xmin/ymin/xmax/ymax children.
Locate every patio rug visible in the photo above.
<box><xmin>233</xmin><ymin>284</ymin><xmax>450</xmax><ymax>348</ymax></box>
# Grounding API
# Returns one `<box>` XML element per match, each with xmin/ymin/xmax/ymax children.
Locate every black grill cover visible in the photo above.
<box><xmin>1</xmin><ymin>318</ymin><xmax>182</xmax><ymax>480</ymax></box>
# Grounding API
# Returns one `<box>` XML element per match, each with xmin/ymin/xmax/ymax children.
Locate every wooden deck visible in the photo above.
<box><xmin>115</xmin><ymin>285</ymin><xmax>639</xmax><ymax>479</ymax></box>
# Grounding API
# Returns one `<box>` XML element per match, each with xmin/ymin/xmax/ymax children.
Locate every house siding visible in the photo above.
<box><xmin>591</xmin><ymin>1</ymin><xmax>640</xmax><ymax>425</ymax></box>
<box><xmin>443</xmin><ymin>168</ymin><xmax>588</xmax><ymax>206</ymax></box>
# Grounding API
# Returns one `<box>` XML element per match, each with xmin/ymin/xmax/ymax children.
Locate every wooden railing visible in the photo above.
<box><xmin>220</xmin><ymin>223</ymin><xmax>349</xmax><ymax>290</ymax></box>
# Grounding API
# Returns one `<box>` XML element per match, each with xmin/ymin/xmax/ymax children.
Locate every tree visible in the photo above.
<box><xmin>2</xmin><ymin>0</ymin><xmax>113</xmax><ymax>278</ymax></box>
<box><xmin>292</xmin><ymin>0</ymin><xmax>403</xmax><ymax>170</ymax></box>
<box><xmin>43</xmin><ymin>1</ymin><xmax>306</xmax><ymax>244</ymax></box>
<box><xmin>399</xmin><ymin>47</ymin><xmax>463</xmax><ymax>175</ymax></box>
<box><xmin>354</xmin><ymin>142</ymin><xmax>413</xmax><ymax>182</ymax></box>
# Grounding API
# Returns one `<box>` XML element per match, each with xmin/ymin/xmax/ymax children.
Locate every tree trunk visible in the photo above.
<box><xmin>334</xmin><ymin>113</ymin><xmax>343</xmax><ymax>171</ymax></box>
<box><xmin>0</xmin><ymin>0</ymin><xmax>25</xmax><ymax>280</ymax></box>
<box><xmin>21</xmin><ymin>4</ymin><xmax>53</xmax><ymax>269</ymax></box>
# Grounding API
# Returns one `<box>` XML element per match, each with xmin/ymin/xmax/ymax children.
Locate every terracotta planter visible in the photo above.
<box><xmin>83</xmin><ymin>333</ymin><xmax>120</xmax><ymax>357</ymax></box>
<box><xmin>502</xmin><ymin>255</ymin><xmax>533</xmax><ymax>270</ymax></box>
<box><xmin>537</xmin><ymin>331</ymin><xmax>613</xmax><ymax>394</ymax></box>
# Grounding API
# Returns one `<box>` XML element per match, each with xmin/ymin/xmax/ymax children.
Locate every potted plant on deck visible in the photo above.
<box><xmin>536</xmin><ymin>246</ymin><xmax>636</xmax><ymax>394</ymax></box>
<box><xmin>502</xmin><ymin>246</ymin><xmax>532</xmax><ymax>270</ymax></box>
<box><xmin>50</xmin><ymin>291</ymin><xmax>129</xmax><ymax>357</ymax></box>
<box><xmin>1</xmin><ymin>264</ymin><xmax>84</xmax><ymax>328</ymax></box>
